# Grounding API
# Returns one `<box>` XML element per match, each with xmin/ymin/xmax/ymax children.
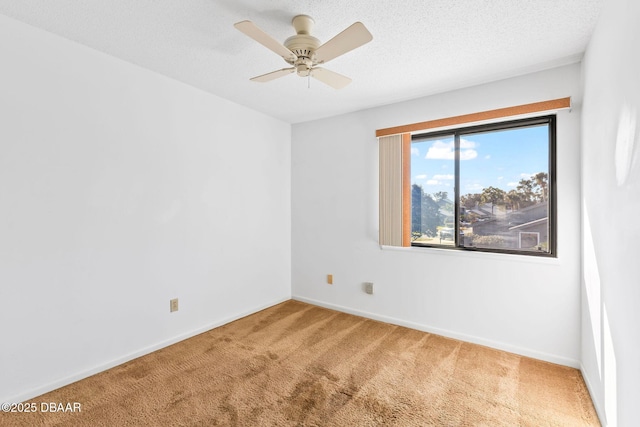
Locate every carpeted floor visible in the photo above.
<box><xmin>2</xmin><ymin>300</ymin><xmax>599</xmax><ymax>426</ymax></box>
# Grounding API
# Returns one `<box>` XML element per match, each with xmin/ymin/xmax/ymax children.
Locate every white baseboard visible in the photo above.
<box><xmin>8</xmin><ymin>296</ymin><xmax>290</xmax><ymax>404</ymax></box>
<box><xmin>580</xmin><ymin>363</ymin><xmax>606</xmax><ymax>426</ymax></box>
<box><xmin>293</xmin><ymin>295</ymin><xmax>580</xmax><ymax>368</ymax></box>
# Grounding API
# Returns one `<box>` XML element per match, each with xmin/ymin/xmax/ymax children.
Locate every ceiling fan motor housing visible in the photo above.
<box><xmin>284</xmin><ymin>34</ymin><xmax>320</xmax><ymax>60</ymax></box>
<box><xmin>285</xmin><ymin>15</ymin><xmax>320</xmax><ymax>76</ymax></box>
<box><xmin>286</xmin><ymin>36</ymin><xmax>319</xmax><ymax>75</ymax></box>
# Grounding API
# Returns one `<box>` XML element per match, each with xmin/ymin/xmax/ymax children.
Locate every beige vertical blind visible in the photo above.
<box><xmin>379</xmin><ymin>134</ymin><xmax>405</xmax><ymax>246</ymax></box>
<box><xmin>401</xmin><ymin>133</ymin><xmax>411</xmax><ymax>246</ymax></box>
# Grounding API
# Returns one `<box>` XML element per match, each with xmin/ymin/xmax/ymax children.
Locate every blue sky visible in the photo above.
<box><xmin>411</xmin><ymin>124</ymin><xmax>549</xmax><ymax>198</ymax></box>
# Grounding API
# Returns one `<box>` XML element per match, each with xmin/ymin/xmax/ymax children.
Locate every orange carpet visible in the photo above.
<box><xmin>1</xmin><ymin>300</ymin><xmax>599</xmax><ymax>426</ymax></box>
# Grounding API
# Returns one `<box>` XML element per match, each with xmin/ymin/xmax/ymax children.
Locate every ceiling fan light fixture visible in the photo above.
<box><xmin>296</xmin><ymin>63</ymin><xmax>311</xmax><ymax>77</ymax></box>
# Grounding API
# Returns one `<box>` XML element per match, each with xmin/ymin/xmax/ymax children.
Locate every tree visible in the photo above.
<box><xmin>532</xmin><ymin>172</ymin><xmax>548</xmax><ymax>202</ymax></box>
<box><xmin>411</xmin><ymin>184</ymin><xmax>442</xmax><ymax>236</ymax></box>
<box><xmin>461</xmin><ymin>193</ymin><xmax>482</xmax><ymax>209</ymax></box>
<box><xmin>516</xmin><ymin>178</ymin><xmax>535</xmax><ymax>207</ymax></box>
<box><xmin>433</xmin><ymin>191</ymin><xmax>448</xmax><ymax>203</ymax></box>
<box><xmin>432</xmin><ymin>191</ymin><xmax>453</xmax><ymax>213</ymax></box>
<box><xmin>505</xmin><ymin>189</ymin><xmax>523</xmax><ymax>211</ymax></box>
<box><xmin>480</xmin><ymin>186</ymin><xmax>506</xmax><ymax>215</ymax></box>
<box><xmin>514</xmin><ymin>172</ymin><xmax>547</xmax><ymax>206</ymax></box>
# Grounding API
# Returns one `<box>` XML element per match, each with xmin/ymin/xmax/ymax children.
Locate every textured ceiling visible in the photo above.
<box><xmin>0</xmin><ymin>0</ymin><xmax>602</xmax><ymax>123</ymax></box>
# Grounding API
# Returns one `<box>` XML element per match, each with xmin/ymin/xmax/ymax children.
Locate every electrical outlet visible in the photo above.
<box><xmin>327</xmin><ymin>274</ymin><xmax>333</xmax><ymax>285</ymax></box>
<box><xmin>170</xmin><ymin>298</ymin><xmax>179</xmax><ymax>312</ymax></box>
<box><xmin>364</xmin><ymin>282</ymin><xmax>374</xmax><ymax>295</ymax></box>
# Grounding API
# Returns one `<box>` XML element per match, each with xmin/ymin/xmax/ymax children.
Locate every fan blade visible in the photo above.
<box><xmin>311</xmin><ymin>67</ymin><xmax>352</xmax><ymax>89</ymax></box>
<box><xmin>234</xmin><ymin>20</ymin><xmax>297</xmax><ymax>62</ymax></box>
<box><xmin>250</xmin><ymin>68</ymin><xmax>295</xmax><ymax>82</ymax></box>
<box><xmin>314</xmin><ymin>22</ymin><xmax>372</xmax><ymax>63</ymax></box>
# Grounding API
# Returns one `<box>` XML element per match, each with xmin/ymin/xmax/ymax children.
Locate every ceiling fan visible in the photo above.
<box><xmin>234</xmin><ymin>15</ymin><xmax>372</xmax><ymax>89</ymax></box>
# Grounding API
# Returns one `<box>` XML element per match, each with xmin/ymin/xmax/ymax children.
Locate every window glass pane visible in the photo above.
<box><xmin>411</xmin><ymin>135</ymin><xmax>456</xmax><ymax>246</ymax></box>
<box><xmin>459</xmin><ymin>124</ymin><xmax>550</xmax><ymax>253</ymax></box>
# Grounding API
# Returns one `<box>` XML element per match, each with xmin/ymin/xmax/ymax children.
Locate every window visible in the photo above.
<box><xmin>410</xmin><ymin>116</ymin><xmax>556</xmax><ymax>256</ymax></box>
<box><xmin>378</xmin><ymin>98</ymin><xmax>568</xmax><ymax>257</ymax></box>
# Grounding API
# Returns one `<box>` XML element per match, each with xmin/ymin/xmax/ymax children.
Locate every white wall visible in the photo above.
<box><xmin>581</xmin><ymin>0</ymin><xmax>640</xmax><ymax>424</ymax></box>
<box><xmin>292</xmin><ymin>64</ymin><xmax>583</xmax><ymax>366</ymax></box>
<box><xmin>0</xmin><ymin>15</ymin><xmax>291</xmax><ymax>403</ymax></box>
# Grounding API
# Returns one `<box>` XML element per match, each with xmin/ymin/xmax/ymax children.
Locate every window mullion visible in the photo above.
<box><xmin>454</xmin><ymin>133</ymin><xmax>461</xmax><ymax>247</ymax></box>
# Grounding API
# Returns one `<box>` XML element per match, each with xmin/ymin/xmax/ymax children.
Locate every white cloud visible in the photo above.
<box><xmin>415</xmin><ymin>174</ymin><xmax>427</xmax><ymax>179</ymax></box>
<box><xmin>507</xmin><ymin>182</ymin><xmax>518</xmax><ymax>187</ymax></box>
<box><xmin>497</xmin><ymin>176</ymin><xmax>504</xmax><ymax>181</ymax></box>
<box><xmin>520</xmin><ymin>173</ymin><xmax>534</xmax><ymax>179</ymax></box>
<box><xmin>485</xmin><ymin>155</ymin><xmax>491</xmax><ymax>160</ymax></box>
<box><xmin>460</xmin><ymin>139</ymin><xmax>476</xmax><ymax>149</ymax></box>
<box><xmin>425</xmin><ymin>139</ymin><xmax>478</xmax><ymax>161</ymax></box>
<box><xmin>460</xmin><ymin>150</ymin><xmax>478</xmax><ymax>160</ymax></box>
<box><xmin>411</xmin><ymin>147</ymin><xmax>419</xmax><ymax>156</ymax></box>
<box><xmin>433</xmin><ymin>174</ymin><xmax>454</xmax><ymax>180</ymax></box>
<box><xmin>426</xmin><ymin>179</ymin><xmax>439</xmax><ymax>185</ymax></box>
<box><xmin>425</xmin><ymin>141</ymin><xmax>453</xmax><ymax>159</ymax></box>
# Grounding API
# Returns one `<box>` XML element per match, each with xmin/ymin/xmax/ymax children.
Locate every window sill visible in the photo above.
<box><xmin>379</xmin><ymin>244</ymin><xmax>561</xmax><ymax>265</ymax></box>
